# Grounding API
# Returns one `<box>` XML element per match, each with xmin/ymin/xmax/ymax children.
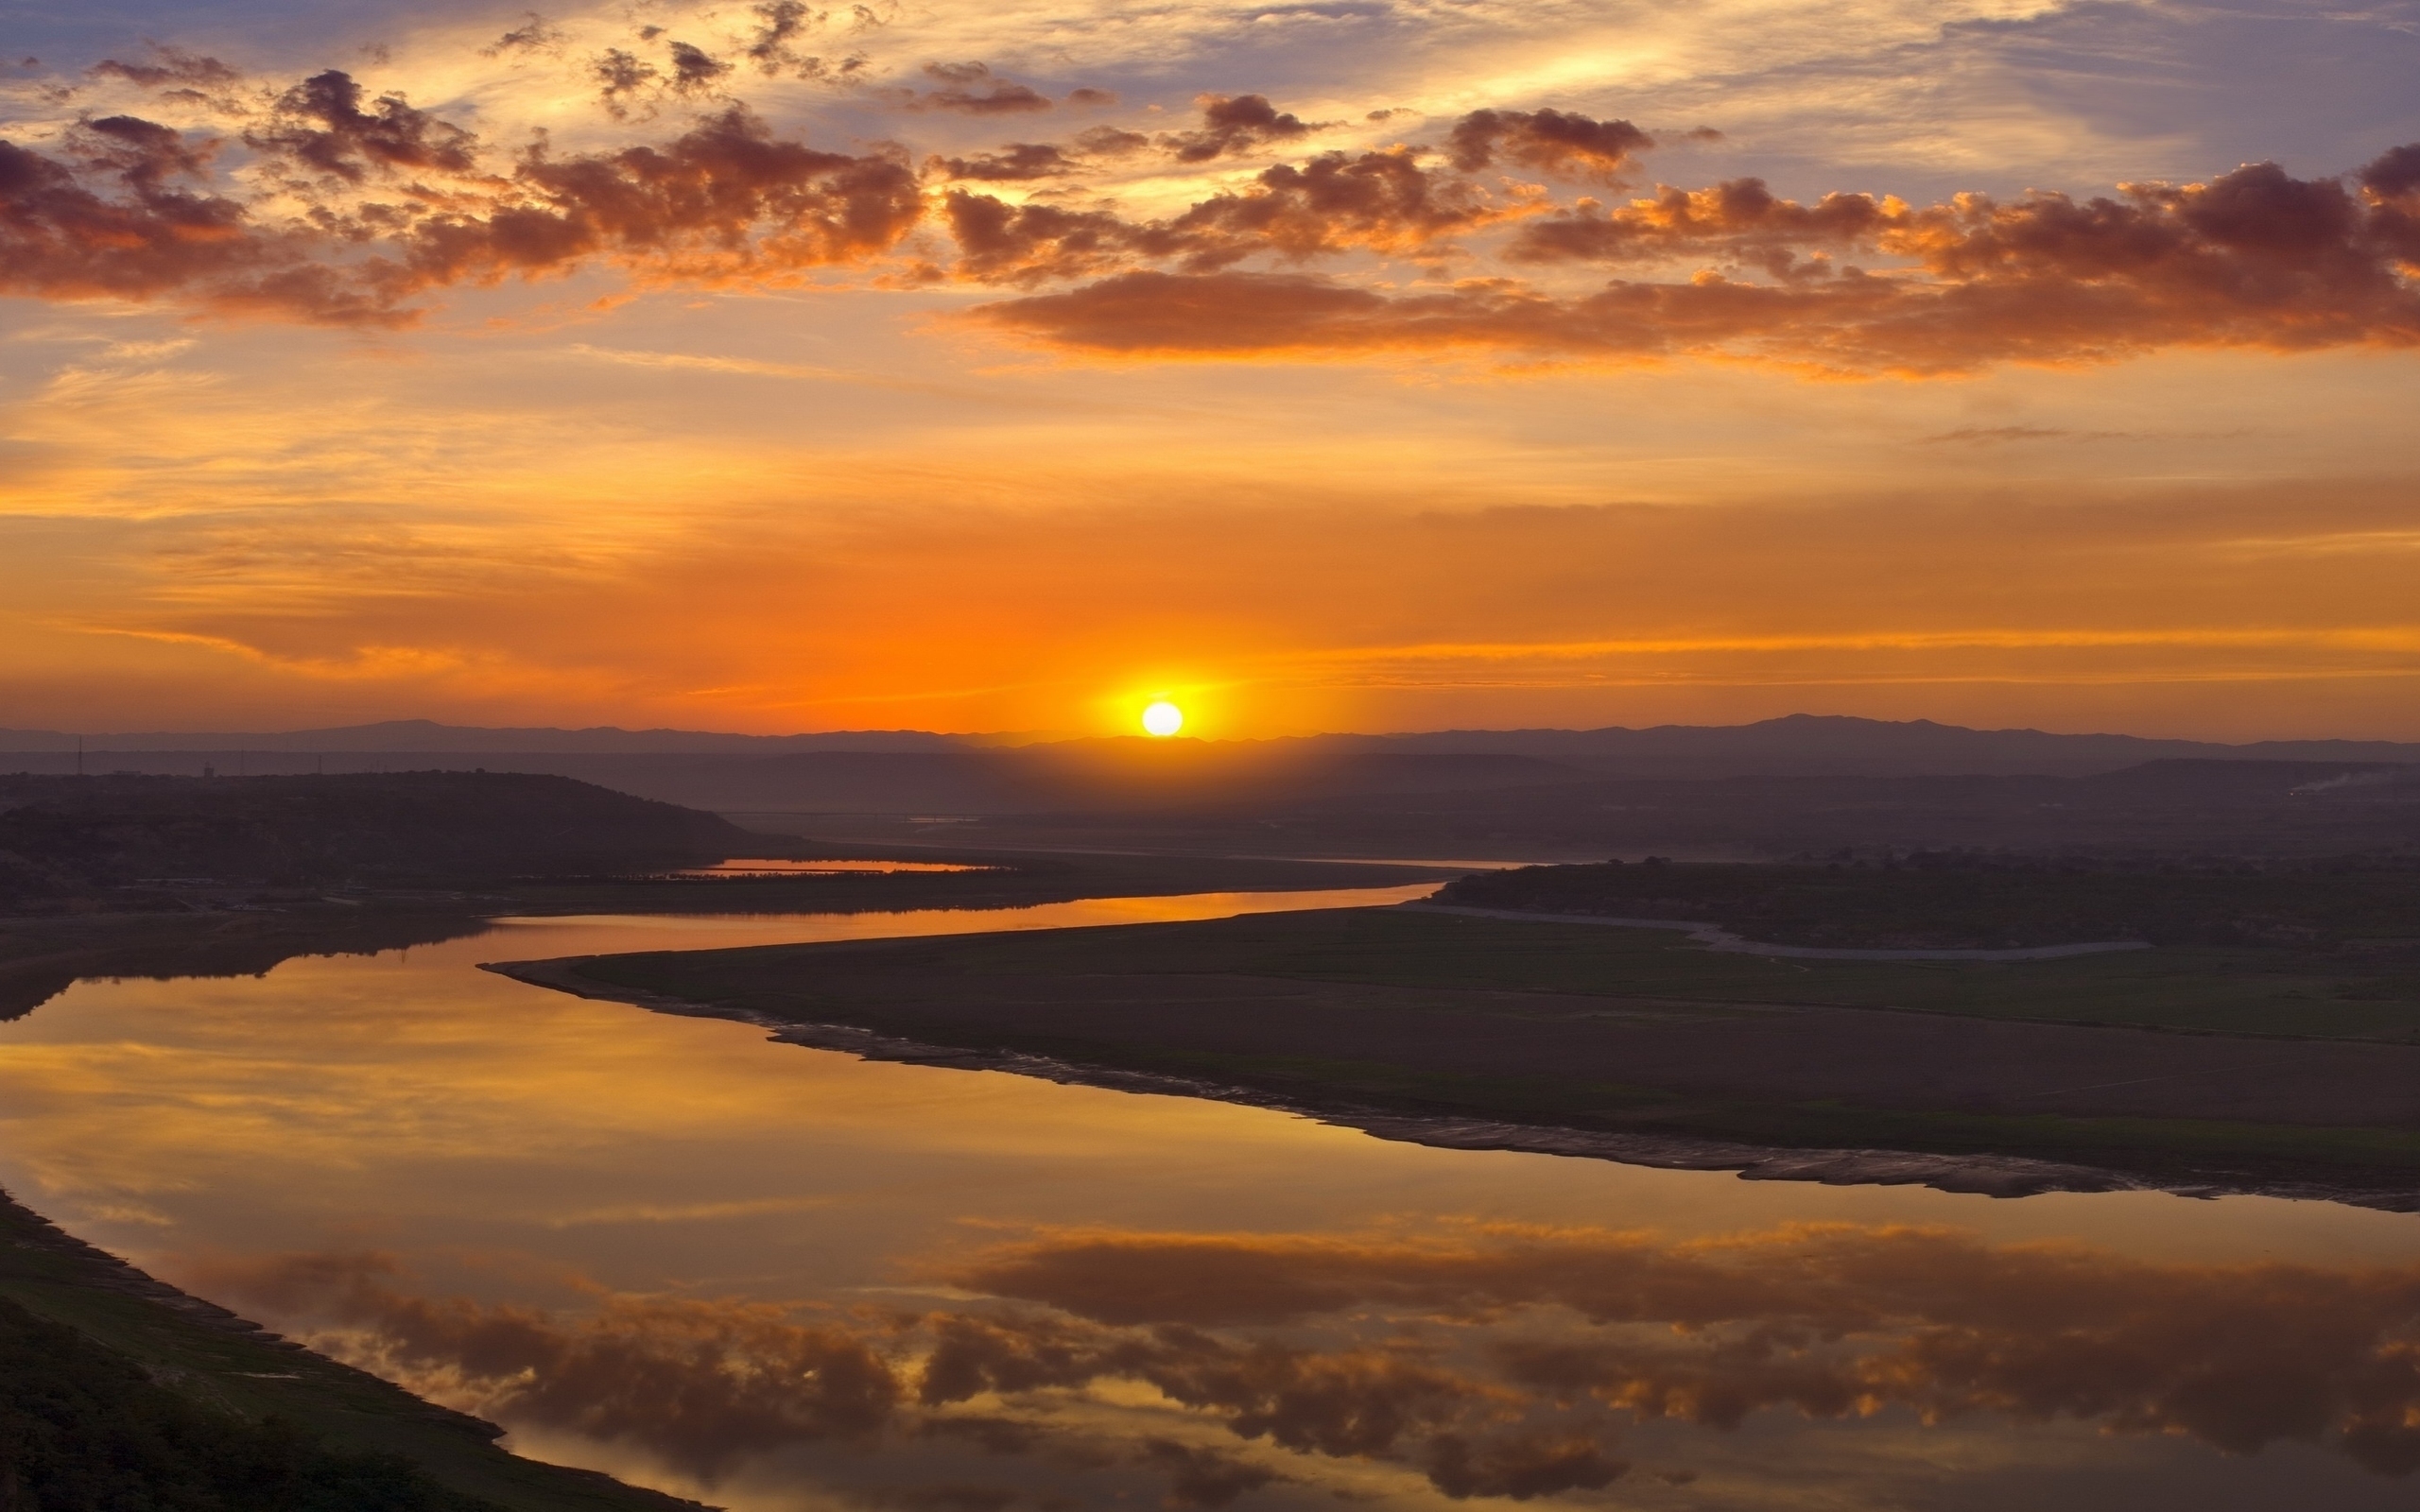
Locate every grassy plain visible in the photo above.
<box><xmin>1435</xmin><ymin>856</ymin><xmax>2420</xmax><ymax>951</ymax></box>
<box><xmin>555</xmin><ymin>906</ymin><xmax>2420</xmax><ymax>1193</ymax></box>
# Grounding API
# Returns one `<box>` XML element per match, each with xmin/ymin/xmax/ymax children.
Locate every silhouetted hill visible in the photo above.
<box><xmin>1328</xmin><ymin>714</ymin><xmax>2420</xmax><ymax>776</ymax></box>
<box><xmin>0</xmin><ymin>719</ymin><xmax>977</xmax><ymax>754</ymax></box>
<box><xmin>6</xmin><ymin>713</ymin><xmax>2418</xmax><ymax>786</ymax></box>
<box><xmin>8</xmin><ymin>717</ymin><xmax>2420</xmax><ymax>829</ymax></box>
<box><xmin>833</xmin><ymin>758</ymin><xmax>2420</xmax><ymax>863</ymax></box>
<box><xmin>0</xmin><ymin>772</ymin><xmax>752</xmax><ymax>902</ymax></box>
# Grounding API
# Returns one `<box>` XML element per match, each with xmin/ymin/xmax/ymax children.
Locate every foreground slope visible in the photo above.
<box><xmin>0</xmin><ymin>1191</ymin><xmax>705</xmax><ymax>1511</ymax></box>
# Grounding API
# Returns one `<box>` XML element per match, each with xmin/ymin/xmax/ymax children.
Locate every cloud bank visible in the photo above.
<box><xmin>6</xmin><ymin>50</ymin><xmax>2417</xmax><ymax>372</ymax></box>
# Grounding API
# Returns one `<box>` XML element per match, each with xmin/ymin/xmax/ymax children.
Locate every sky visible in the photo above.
<box><xmin>2</xmin><ymin>0</ymin><xmax>2417</xmax><ymax>740</ymax></box>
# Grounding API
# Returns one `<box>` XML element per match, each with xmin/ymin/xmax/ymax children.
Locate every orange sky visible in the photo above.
<box><xmin>3</xmin><ymin>0</ymin><xmax>2417</xmax><ymax>739</ymax></box>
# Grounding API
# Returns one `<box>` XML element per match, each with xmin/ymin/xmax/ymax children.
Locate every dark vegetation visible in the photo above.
<box><xmin>0</xmin><ymin>1193</ymin><xmax>700</xmax><ymax>1512</ymax></box>
<box><xmin>553</xmin><ymin>904</ymin><xmax>2420</xmax><ymax>1196</ymax></box>
<box><xmin>0</xmin><ymin>1294</ymin><xmax>488</xmax><ymax>1511</ymax></box>
<box><xmin>1436</xmin><ymin>854</ymin><xmax>2420</xmax><ymax>950</ymax></box>
<box><xmin>0</xmin><ymin>773</ymin><xmax>750</xmax><ymax>909</ymax></box>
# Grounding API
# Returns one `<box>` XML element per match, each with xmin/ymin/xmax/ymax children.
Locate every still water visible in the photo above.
<box><xmin>1</xmin><ymin>888</ymin><xmax>2417</xmax><ymax>1510</ymax></box>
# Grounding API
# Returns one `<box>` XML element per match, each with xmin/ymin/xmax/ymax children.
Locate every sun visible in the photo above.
<box><xmin>1141</xmin><ymin>700</ymin><xmax>1184</xmax><ymax>737</ymax></box>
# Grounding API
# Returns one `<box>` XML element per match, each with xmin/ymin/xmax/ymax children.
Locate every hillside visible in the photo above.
<box><xmin>0</xmin><ymin>773</ymin><xmax>752</xmax><ymax>908</ymax></box>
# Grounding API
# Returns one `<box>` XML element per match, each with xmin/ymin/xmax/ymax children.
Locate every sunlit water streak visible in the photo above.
<box><xmin>657</xmin><ymin>858</ymin><xmax>1000</xmax><ymax>877</ymax></box>
<box><xmin>0</xmin><ymin>885</ymin><xmax>2414</xmax><ymax>1510</ymax></box>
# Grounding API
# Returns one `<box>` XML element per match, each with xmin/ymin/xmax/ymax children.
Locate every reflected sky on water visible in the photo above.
<box><xmin>1</xmin><ymin>888</ymin><xmax>2416</xmax><ymax>1510</ymax></box>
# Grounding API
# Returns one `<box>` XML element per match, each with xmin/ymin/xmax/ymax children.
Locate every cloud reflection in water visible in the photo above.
<box><xmin>190</xmin><ymin>1219</ymin><xmax>2420</xmax><ymax>1505</ymax></box>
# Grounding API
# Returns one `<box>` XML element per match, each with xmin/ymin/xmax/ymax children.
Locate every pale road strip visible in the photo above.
<box><xmin>1398</xmin><ymin>902</ymin><xmax>2154</xmax><ymax>963</ymax></box>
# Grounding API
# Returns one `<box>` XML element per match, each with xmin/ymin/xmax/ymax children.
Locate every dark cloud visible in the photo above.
<box><xmin>1506</xmin><ymin>176</ymin><xmax>1889</xmax><ymax>271</ymax></box>
<box><xmin>245</xmin><ymin>70</ymin><xmax>477</xmax><ymax>182</ymax></box>
<box><xmin>90</xmin><ymin>47</ymin><xmax>243</xmax><ymax>91</ymax></box>
<box><xmin>23</xmin><ymin>64</ymin><xmax>2420</xmax><ymax>380</ymax></box>
<box><xmin>1072</xmin><ymin>126</ymin><xmax>1150</xmax><ymax>157</ymax></box>
<box><xmin>746</xmin><ymin>0</ymin><xmax>825</xmax><ymax>77</ymax></box>
<box><xmin>1160</xmin><ymin>94</ymin><xmax>1328</xmax><ymax>163</ymax></box>
<box><xmin>0</xmin><ymin>117</ymin><xmax>388</xmax><ymax>324</ymax></box>
<box><xmin>967</xmin><ymin>270</ymin><xmax>1490</xmax><ymax>352</ymax></box>
<box><xmin>1137</xmin><ymin>1440</ymin><xmax>1283</xmax><ymax>1508</ymax></box>
<box><xmin>403</xmin><ymin>106</ymin><xmax>923</xmax><ymax>288</ymax></box>
<box><xmin>941</xmin><ymin>192</ymin><xmax>1150</xmax><ymax>283</ymax></box>
<box><xmin>1</xmin><ymin>78</ymin><xmax>923</xmax><ymax>326</ymax></box>
<box><xmin>941</xmin><ymin>148</ymin><xmax>1511</xmax><ymax>284</ymax></box>
<box><xmin>1423</xmin><ymin>1431</ymin><xmax>1628</xmax><ymax>1500</ymax></box>
<box><xmin>482</xmin><ymin>13</ymin><xmax>566</xmax><ymax>59</ymax></box>
<box><xmin>593</xmin><ymin>48</ymin><xmax>659</xmax><ymax>119</ymax></box>
<box><xmin>74</xmin><ymin>115</ymin><xmax>217</xmax><ymax>193</ymax></box>
<box><xmin>1167</xmin><ymin>149</ymin><xmax>1507</xmax><ymax>262</ymax></box>
<box><xmin>666</xmin><ymin>43</ymin><xmax>735</xmax><ymax>95</ymax></box>
<box><xmin>1064</xmin><ymin>88</ymin><xmax>1118</xmax><ymax>108</ymax></box>
<box><xmin>929</xmin><ymin>144</ymin><xmax>1081</xmax><ymax>181</ymax></box>
<box><xmin>918</xmin><ymin>62</ymin><xmax>1053</xmax><ymax>115</ymax></box>
<box><xmin>1447</xmin><ymin>108</ymin><xmax>1653</xmax><ymax>184</ymax></box>
<box><xmin>2363</xmin><ymin>143</ymin><xmax>2420</xmax><ymax>199</ymax></box>
<box><xmin>588</xmin><ymin>40</ymin><xmax>737</xmax><ymax>115</ymax></box>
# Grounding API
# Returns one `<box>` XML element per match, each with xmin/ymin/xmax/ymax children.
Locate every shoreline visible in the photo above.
<box><xmin>0</xmin><ymin>1183</ymin><xmax>712</xmax><ymax>1511</ymax></box>
<box><xmin>484</xmin><ymin>956</ymin><xmax>2420</xmax><ymax>1212</ymax></box>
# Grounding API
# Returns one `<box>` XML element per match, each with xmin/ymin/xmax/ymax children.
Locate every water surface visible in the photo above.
<box><xmin>664</xmin><ymin>858</ymin><xmax>999</xmax><ymax>877</ymax></box>
<box><xmin>0</xmin><ymin>886</ymin><xmax>2413</xmax><ymax>1510</ymax></box>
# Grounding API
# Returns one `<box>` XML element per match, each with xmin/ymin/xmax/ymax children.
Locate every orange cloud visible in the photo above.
<box><xmin>971</xmin><ymin>150</ymin><xmax>2420</xmax><ymax>372</ymax></box>
<box><xmin>0</xmin><ymin>78</ymin><xmax>922</xmax><ymax>325</ymax></box>
<box><xmin>0</xmin><ymin>116</ymin><xmax>390</xmax><ymax>324</ymax></box>
<box><xmin>399</xmin><ymin>106</ymin><xmax>922</xmax><ymax>293</ymax></box>
<box><xmin>15</xmin><ymin>60</ymin><xmax>2417</xmax><ymax>374</ymax></box>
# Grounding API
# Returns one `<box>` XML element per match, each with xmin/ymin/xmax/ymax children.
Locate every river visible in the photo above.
<box><xmin>0</xmin><ymin>887</ymin><xmax>2414</xmax><ymax>1510</ymax></box>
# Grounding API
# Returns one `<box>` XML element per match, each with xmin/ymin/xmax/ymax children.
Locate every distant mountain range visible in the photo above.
<box><xmin>7</xmin><ymin>715</ymin><xmax>2415</xmax><ymax>858</ymax></box>
<box><xmin>0</xmin><ymin>719</ymin><xmax>983</xmax><ymax>755</ymax></box>
<box><xmin>4</xmin><ymin>713</ymin><xmax>2418</xmax><ymax>779</ymax></box>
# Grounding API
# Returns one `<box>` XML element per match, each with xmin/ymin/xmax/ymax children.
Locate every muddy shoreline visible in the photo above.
<box><xmin>484</xmin><ymin>956</ymin><xmax>2420</xmax><ymax>1213</ymax></box>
